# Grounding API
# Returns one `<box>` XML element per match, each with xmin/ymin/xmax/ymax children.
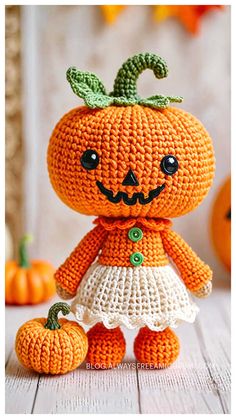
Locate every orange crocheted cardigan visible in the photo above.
<box><xmin>55</xmin><ymin>217</ymin><xmax>212</xmax><ymax>296</ymax></box>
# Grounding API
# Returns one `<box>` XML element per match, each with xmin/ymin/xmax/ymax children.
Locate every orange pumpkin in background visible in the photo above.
<box><xmin>211</xmin><ymin>177</ymin><xmax>231</xmax><ymax>271</ymax></box>
<box><xmin>5</xmin><ymin>235</ymin><xmax>56</xmax><ymax>305</ymax></box>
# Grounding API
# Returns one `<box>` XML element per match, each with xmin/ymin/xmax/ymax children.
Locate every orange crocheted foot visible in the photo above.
<box><xmin>86</xmin><ymin>323</ymin><xmax>126</xmax><ymax>369</ymax></box>
<box><xmin>134</xmin><ymin>327</ymin><xmax>180</xmax><ymax>369</ymax></box>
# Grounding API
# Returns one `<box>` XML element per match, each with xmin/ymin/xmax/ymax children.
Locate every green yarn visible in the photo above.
<box><xmin>112</xmin><ymin>53</ymin><xmax>168</xmax><ymax>98</ymax></box>
<box><xmin>66</xmin><ymin>53</ymin><xmax>183</xmax><ymax>110</ymax></box>
<box><xmin>66</xmin><ymin>68</ymin><xmax>109</xmax><ymax>109</ymax></box>
<box><xmin>44</xmin><ymin>302</ymin><xmax>71</xmax><ymax>330</ymax></box>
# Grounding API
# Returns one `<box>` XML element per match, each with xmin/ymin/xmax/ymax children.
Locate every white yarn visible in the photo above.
<box><xmin>71</xmin><ymin>262</ymin><xmax>199</xmax><ymax>331</ymax></box>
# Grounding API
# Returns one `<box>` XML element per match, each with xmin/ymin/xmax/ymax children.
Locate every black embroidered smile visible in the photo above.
<box><xmin>96</xmin><ymin>181</ymin><xmax>166</xmax><ymax>206</ymax></box>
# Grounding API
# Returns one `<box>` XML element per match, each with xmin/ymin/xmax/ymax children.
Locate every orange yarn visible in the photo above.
<box><xmin>161</xmin><ymin>229</ymin><xmax>212</xmax><ymax>291</ymax></box>
<box><xmin>55</xmin><ymin>224</ymin><xmax>107</xmax><ymax>295</ymax></box>
<box><xmin>15</xmin><ymin>313</ymin><xmax>88</xmax><ymax>375</ymax></box>
<box><xmin>134</xmin><ymin>327</ymin><xmax>180</xmax><ymax>368</ymax></box>
<box><xmin>55</xmin><ymin>217</ymin><xmax>212</xmax><ymax>295</ymax></box>
<box><xmin>94</xmin><ymin>216</ymin><xmax>172</xmax><ymax>231</ymax></box>
<box><xmin>55</xmin><ymin>218</ymin><xmax>171</xmax><ymax>295</ymax></box>
<box><xmin>47</xmin><ymin>105</ymin><xmax>214</xmax><ymax>219</ymax></box>
<box><xmin>86</xmin><ymin>323</ymin><xmax>126</xmax><ymax>369</ymax></box>
<box><xmin>98</xmin><ymin>218</ymin><xmax>170</xmax><ymax>267</ymax></box>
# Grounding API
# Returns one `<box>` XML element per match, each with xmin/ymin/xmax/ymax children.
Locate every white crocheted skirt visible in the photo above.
<box><xmin>70</xmin><ymin>262</ymin><xmax>199</xmax><ymax>331</ymax></box>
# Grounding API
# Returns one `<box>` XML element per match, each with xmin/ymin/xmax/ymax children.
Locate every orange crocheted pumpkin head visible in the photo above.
<box><xmin>48</xmin><ymin>53</ymin><xmax>215</xmax><ymax>218</ymax></box>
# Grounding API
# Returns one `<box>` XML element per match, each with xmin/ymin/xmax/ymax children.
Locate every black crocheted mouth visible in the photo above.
<box><xmin>96</xmin><ymin>181</ymin><xmax>165</xmax><ymax>206</ymax></box>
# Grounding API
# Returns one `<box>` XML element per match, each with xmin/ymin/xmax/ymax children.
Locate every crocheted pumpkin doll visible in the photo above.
<box><xmin>47</xmin><ymin>53</ymin><xmax>215</xmax><ymax>369</ymax></box>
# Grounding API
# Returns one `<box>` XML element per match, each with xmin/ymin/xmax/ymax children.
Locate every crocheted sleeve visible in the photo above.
<box><xmin>161</xmin><ymin>229</ymin><xmax>212</xmax><ymax>292</ymax></box>
<box><xmin>55</xmin><ymin>224</ymin><xmax>107</xmax><ymax>296</ymax></box>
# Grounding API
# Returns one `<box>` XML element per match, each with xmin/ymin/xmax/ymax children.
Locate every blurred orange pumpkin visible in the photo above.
<box><xmin>5</xmin><ymin>235</ymin><xmax>56</xmax><ymax>305</ymax></box>
<box><xmin>211</xmin><ymin>177</ymin><xmax>231</xmax><ymax>271</ymax></box>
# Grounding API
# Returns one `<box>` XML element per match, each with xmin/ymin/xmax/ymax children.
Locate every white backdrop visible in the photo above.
<box><xmin>21</xmin><ymin>5</ymin><xmax>230</xmax><ymax>283</ymax></box>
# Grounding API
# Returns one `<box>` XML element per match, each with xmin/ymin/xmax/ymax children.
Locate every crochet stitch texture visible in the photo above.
<box><xmin>48</xmin><ymin>106</ymin><xmax>214</xmax><ymax>219</ymax></box>
<box><xmin>66</xmin><ymin>52</ymin><xmax>183</xmax><ymax>109</ymax></box>
<box><xmin>15</xmin><ymin>303</ymin><xmax>88</xmax><ymax>374</ymax></box>
<box><xmin>71</xmin><ymin>262</ymin><xmax>199</xmax><ymax>331</ymax></box>
<box><xmin>86</xmin><ymin>323</ymin><xmax>126</xmax><ymax>368</ymax></box>
<box><xmin>134</xmin><ymin>327</ymin><xmax>180</xmax><ymax>368</ymax></box>
<box><xmin>47</xmin><ymin>53</ymin><xmax>215</xmax><ymax>369</ymax></box>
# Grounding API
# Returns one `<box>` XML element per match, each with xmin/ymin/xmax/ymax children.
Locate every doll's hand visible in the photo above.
<box><xmin>56</xmin><ymin>283</ymin><xmax>76</xmax><ymax>300</ymax></box>
<box><xmin>192</xmin><ymin>281</ymin><xmax>212</xmax><ymax>298</ymax></box>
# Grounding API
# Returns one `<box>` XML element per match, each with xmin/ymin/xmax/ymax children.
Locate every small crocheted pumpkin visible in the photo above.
<box><xmin>15</xmin><ymin>302</ymin><xmax>88</xmax><ymax>374</ymax></box>
<box><xmin>5</xmin><ymin>235</ymin><xmax>56</xmax><ymax>305</ymax></box>
<box><xmin>48</xmin><ymin>53</ymin><xmax>214</xmax><ymax>219</ymax></box>
<box><xmin>211</xmin><ymin>176</ymin><xmax>231</xmax><ymax>271</ymax></box>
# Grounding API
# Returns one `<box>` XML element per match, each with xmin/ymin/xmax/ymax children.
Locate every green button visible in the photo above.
<box><xmin>130</xmin><ymin>252</ymin><xmax>144</xmax><ymax>266</ymax></box>
<box><xmin>128</xmin><ymin>227</ymin><xmax>143</xmax><ymax>242</ymax></box>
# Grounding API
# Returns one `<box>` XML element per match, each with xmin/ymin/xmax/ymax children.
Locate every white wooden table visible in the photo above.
<box><xmin>5</xmin><ymin>288</ymin><xmax>231</xmax><ymax>414</ymax></box>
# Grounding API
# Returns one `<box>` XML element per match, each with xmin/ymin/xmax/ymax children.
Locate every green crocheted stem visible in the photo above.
<box><xmin>44</xmin><ymin>302</ymin><xmax>71</xmax><ymax>330</ymax></box>
<box><xmin>19</xmin><ymin>234</ymin><xmax>33</xmax><ymax>268</ymax></box>
<box><xmin>112</xmin><ymin>53</ymin><xmax>167</xmax><ymax>98</ymax></box>
<box><xmin>67</xmin><ymin>53</ymin><xmax>183</xmax><ymax>110</ymax></box>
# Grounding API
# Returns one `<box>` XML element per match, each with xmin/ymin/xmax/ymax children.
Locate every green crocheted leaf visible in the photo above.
<box><xmin>138</xmin><ymin>95</ymin><xmax>183</xmax><ymax>109</ymax></box>
<box><xmin>66</xmin><ymin>67</ymin><xmax>107</xmax><ymax>101</ymax></box>
<box><xmin>111</xmin><ymin>96</ymin><xmax>138</xmax><ymax>106</ymax></box>
<box><xmin>84</xmin><ymin>93</ymin><xmax>114</xmax><ymax>109</ymax></box>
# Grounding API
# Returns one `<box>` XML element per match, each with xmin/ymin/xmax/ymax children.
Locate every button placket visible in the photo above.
<box><xmin>128</xmin><ymin>227</ymin><xmax>144</xmax><ymax>266</ymax></box>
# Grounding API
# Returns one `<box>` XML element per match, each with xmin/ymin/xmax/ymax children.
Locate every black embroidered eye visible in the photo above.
<box><xmin>81</xmin><ymin>150</ymin><xmax>99</xmax><ymax>170</ymax></box>
<box><xmin>160</xmin><ymin>155</ymin><xmax>179</xmax><ymax>176</ymax></box>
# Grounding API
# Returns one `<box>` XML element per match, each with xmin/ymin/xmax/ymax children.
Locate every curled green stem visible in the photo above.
<box><xmin>111</xmin><ymin>53</ymin><xmax>168</xmax><ymax>99</ymax></box>
<box><xmin>19</xmin><ymin>234</ymin><xmax>33</xmax><ymax>268</ymax></box>
<box><xmin>44</xmin><ymin>302</ymin><xmax>71</xmax><ymax>330</ymax></box>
